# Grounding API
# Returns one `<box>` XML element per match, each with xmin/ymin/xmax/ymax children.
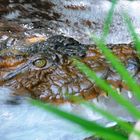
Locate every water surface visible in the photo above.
<box><xmin>1</xmin><ymin>0</ymin><xmax>140</xmax><ymax>140</ymax></box>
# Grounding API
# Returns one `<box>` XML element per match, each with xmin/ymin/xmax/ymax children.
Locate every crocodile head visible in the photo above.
<box><xmin>0</xmin><ymin>35</ymin><xmax>138</xmax><ymax>103</ymax></box>
<box><xmin>0</xmin><ymin>35</ymin><xmax>100</xmax><ymax>103</ymax></box>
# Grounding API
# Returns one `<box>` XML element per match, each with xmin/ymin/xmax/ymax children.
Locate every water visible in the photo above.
<box><xmin>1</xmin><ymin>0</ymin><xmax>140</xmax><ymax>140</ymax></box>
<box><xmin>0</xmin><ymin>87</ymin><xmax>140</xmax><ymax>140</ymax></box>
<box><xmin>1</xmin><ymin>0</ymin><xmax>140</xmax><ymax>44</ymax></box>
<box><xmin>0</xmin><ymin>87</ymin><xmax>91</xmax><ymax>140</ymax></box>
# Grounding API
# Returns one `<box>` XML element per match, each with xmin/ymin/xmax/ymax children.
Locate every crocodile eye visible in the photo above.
<box><xmin>33</xmin><ymin>59</ymin><xmax>47</xmax><ymax>68</ymax></box>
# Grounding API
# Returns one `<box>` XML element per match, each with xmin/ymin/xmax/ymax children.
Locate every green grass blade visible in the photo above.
<box><xmin>102</xmin><ymin>0</ymin><xmax>117</xmax><ymax>39</ymax></box>
<box><xmin>85</xmin><ymin>102</ymin><xmax>132</xmax><ymax>133</ymax></box>
<box><xmin>90</xmin><ymin>0</ymin><xmax>135</xmax><ymax>134</ymax></box>
<box><xmin>29</xmin><ymin>1</ymin><xmax>140</xmax><ymax>139</ymax></box>
<box><xmin>73</xmin><ymin>58</ymin><xmax>140</xmax><ymax>119</ymax></box>
<box><xmin>85</xmin><ymin>102</ymin><xmax>132</xmax><ymax>131</ymax></box>
<box><xmin>68</xmin><ymin>95</ymin><xmax>133</xmax><ymax>134</ymax></box>
<box><xmin>80</xmin><ymin>100</ymin><xmax>140</xmax><ymax>138</ymax></box>
<box><xmin>92</xmin><ymin>36</ymin><xmax>140</xmax><ymax>103</ymax></box>
<box><xmin>97</xmin><ymin>1</ymin><xmax>140</xmax><ymax>103</ymax></box>
<box><xmin>123</xmin><ymin>13</ymin><xmax>140</xmax><ymax>54</ymax></box>
<box><xmin>30</xmin><ymin>99</ymin><xmax>127</xmax><ymax>140</ymax></box>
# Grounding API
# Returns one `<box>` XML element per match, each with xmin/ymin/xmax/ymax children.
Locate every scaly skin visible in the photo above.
<box><xmin>0</xmin><ymin>35</ymin><xmax>139</xmax><ymax>103</ymax></box>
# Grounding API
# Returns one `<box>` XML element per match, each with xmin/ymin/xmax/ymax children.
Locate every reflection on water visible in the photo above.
<box><xmin>1</xmin><ymin>0</ymin><xmax>140</xmax><ymax>140</ymax></box>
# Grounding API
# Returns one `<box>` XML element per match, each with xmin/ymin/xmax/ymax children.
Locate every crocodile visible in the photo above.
<box><xmin>0</xmin><ymin>35</ymin><xmax>139</xmax><ymax>104</ymax></box>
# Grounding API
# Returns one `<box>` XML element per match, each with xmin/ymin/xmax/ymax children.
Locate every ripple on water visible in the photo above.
<box><xmin>0</xmin><ymin>86</ymin><xmax>140</xmax><ymax>140</ymax></box>
<box><xmin>0</xmin><ymin>87</ymin><xmax>92</xmax><ymax>140</ymax></box>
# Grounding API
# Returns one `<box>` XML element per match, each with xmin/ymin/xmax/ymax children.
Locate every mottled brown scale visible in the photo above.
<box><xmin>64</xmin><ymin>5</ymin><xmax>87</xmax><ymax>10</ymax></box>
<box><xmin>0</xmin><ymin>20</ymin><xmax>25</xmax><ymax>32</ymax></box>
<box><xmin>0</xmin><ymin>56</ymin><xmax>24</xmax><ymax>68</ymax></box>
<box><xmin>82</xmin><ymin>20</ymin><xmax>96</xmax><ymax>28</ymax></box>
<box><xmin>0</xmin><ymin>35</ymin><xmax>139</xmax><ymax>104</ymax></box>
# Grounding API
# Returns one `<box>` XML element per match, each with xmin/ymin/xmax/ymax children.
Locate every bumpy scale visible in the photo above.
<box><xmin>0</xmin><ymin>35</ymin><xmax>139</xmax><ymax>103</ymax></box>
